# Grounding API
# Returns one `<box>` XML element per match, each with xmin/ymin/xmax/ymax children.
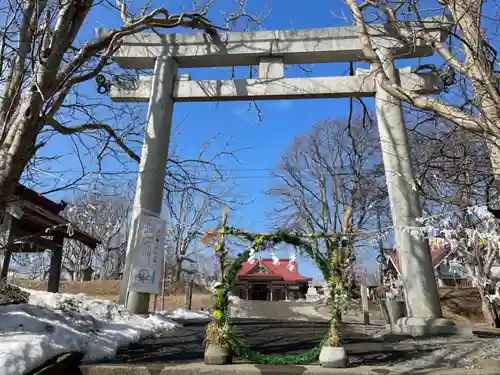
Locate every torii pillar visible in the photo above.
<box><xmin>121</xmin><ymin>56</ymin><xmax>177</xmax><ymax>313</ymax></box>
<box><xmin>372</xmin><ymin>47</ymin><xmax>450</xmax><ymax>332</ymax></box>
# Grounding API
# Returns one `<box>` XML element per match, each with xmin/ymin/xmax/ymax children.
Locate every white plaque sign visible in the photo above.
<box><xmin>128</xmin><ymin>213</ymin><xmax>166</xmax><ymax>294</ymax></box>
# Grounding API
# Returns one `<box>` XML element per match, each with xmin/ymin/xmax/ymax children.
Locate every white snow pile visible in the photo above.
<box><xmin>288</xmin><ymin>305</ymin><xmax>329</xmax><ymax>320</ymax></box>
<box><xmin>228</xmin><ymin>295</ymin><xmax>241</xmax><ymax>304</ymax></box>
<box><xmin>227</xmin><ymin>295</ymin><xmax>249</xmax><ymax>318</ymax></box>
<box><xmin>159</xmin><ymin>307</ymin><xmax>209</xmax><ymax>320</ymax></box>
<box><xmin>0</xmin><ymin>288</ymin><xmax>181</xmax><ymax>375</ymax></box>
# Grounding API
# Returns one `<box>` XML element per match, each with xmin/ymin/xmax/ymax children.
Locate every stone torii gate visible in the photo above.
<box><xmin>100</xmin><ymin>24</ymin><xmax>451</xmax><ymax>331</ymax></box>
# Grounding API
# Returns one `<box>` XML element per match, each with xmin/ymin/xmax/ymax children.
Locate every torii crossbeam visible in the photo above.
<box><xmin>96</xmin><ymin>24</ymin><xmax>441</xmax><ymax>69</ymax></box>
<box><xmin>110</xmin><ymin>68</ymin><xmax>442</xmax><ymax>102</ymax></box>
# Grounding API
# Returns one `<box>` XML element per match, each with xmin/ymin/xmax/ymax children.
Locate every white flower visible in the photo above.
<box><xmin>208</xmin><ymin>281</ymin><xmax>222</xmax><ymax>294</ymax></box>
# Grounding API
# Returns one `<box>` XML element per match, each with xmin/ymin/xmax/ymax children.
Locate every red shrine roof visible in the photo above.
<box><xmin>237</xmin><ymin>258</ymin><xmax>313</xmax><ymax>283</ymax></box>
<box><xmin>384</xmin><ymin>243</ymin><xmax>453</xmax><ymax>275</ymax></box>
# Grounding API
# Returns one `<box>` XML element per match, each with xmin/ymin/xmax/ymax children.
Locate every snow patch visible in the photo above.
<box><xmin>160</xmin><ymin>307</ymin><xmax>209</xmax><ymax>320</ymax></box>
<box><xmin>228</xmin><ymin>295</ymin><xmax>241</xmax><ymax>305</ymax></box>
<box><xmin>0</xmin><ymin>288</ymin><xmax>180</xmax><ymax>375</ymax></box>
<box><xmin>288</xmin><ymin>305</ymin><xmax>328</xmax><ymax>319</ymax></box>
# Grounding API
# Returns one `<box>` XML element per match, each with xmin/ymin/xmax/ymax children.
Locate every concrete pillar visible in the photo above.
<box><xmin>361</xmin><ymin>283</ymin><xmax>370</xmax><ymax>325</ymax></box>
<box><xmin>374</xmin><ymin>48</ymin><xmax>442</xmax><ymax>319</ymax></box>
<box><xmin>47</xmin><ymin>236</ymin><xmax>64</xmax><ymax>293</ymax></box>
<box><xmin>119</xmin><ymin>57</ymin><xmax>178</xmax><ymax>314</ymax></box>
<box><xmin>184</xmin><ymin>279</ymin><xmax>194</xmax><ymax>310</ymax></box>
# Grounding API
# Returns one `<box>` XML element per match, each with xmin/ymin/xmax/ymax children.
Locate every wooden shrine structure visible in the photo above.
<box><xmin>233</xmin><ymin>258</ymin><xmax>312</xmax><ymax>301</ymax></box>
<box><xmin>0</xmin><ymin>185</ymin><xmax>100</xmax><ymax>292</ymax></box>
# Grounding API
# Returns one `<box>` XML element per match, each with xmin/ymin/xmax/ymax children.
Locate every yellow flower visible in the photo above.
<box><xmin>213</xmin><ymin>310</ymin><xmax>223</xmax><ymax>320</ymax></box>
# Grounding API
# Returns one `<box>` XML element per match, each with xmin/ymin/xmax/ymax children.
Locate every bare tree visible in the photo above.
<box><xmin>343</xmin><ymin>0</ymin><xmax>500</xmax><ymax>176</ymax></box>
<box><xmin>407</xmin><ymin>116</ymin><xmax>492</xmax><ymax>212</ymax></box>
<box><xmin>62</xmin><ymin>188</ymin><xmax>130</xmax><ymax>280</ymax></box>
<box><xmin>403</xmin><ymin>116</ymin><xmax>500</xmax><ymax>325</ymax></box>
<box><xmin>11</xmin><ymin>250</ymin><xmax>51</xmax><ymax>280</ymax></box>
<box><xmin>164</xmin><ymin>186</ymin><xmax>221</xmax><ymax>282</ymax></box>
<box><xmin>0</xmin><ymin>0</ymin><xmax>260</xmax><ymax>214</ymax></box>
<box><xmin>267</xmin><ymin>115</ymin><xmax>388</xmax><ymax>290</ymax></box>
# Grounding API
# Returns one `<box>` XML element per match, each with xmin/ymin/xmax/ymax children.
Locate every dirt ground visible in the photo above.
<box><xmin>439</xmin><ymin>287</ymin><xmax>486</xmax><ymax>324</ymax></box>
<box><xmin>357</xmin><ymin>287</ymin><xmax>487</xmax><ymax>325</ymax></box>
<box><xmin>12</xmin><ymin>278</ymin><xmax>214</xmax><ymax>312</ymax></box>
<box><xmin>11</xmin><ymin>278</ymin><xmax>488</xmax><ymax>323</ymax></box>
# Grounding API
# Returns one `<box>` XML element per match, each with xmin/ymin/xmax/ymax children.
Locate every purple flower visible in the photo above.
<box><xmin>213</xmin><ymin>252</ymin><xmax>221</xmax><ymax>268</ymax></box>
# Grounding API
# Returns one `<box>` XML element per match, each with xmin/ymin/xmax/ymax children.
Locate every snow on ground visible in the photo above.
<box><xmin>159</xmin><ymin>307</ymin><xmax>209</xmax><ymax>320</ymax></box>
<box><xmin>0</xmin><ymin>288</ymin><xmax>181</xmax><ymax>375</ymax></box>
<box><xmin>288</xmin><ymin>305</ymin><xmax>329</xmax><ymax>319</ymax></box>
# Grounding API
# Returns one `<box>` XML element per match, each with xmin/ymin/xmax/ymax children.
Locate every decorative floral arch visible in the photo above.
<box><xmin>203</xmin><ymin>225</ymin><xmax>351</xmax><ymax>365</ymax></box>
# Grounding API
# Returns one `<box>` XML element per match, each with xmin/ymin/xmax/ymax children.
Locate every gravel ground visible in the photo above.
<box><xmin>338</xmin><ymin>317</ymin><xmax>492</xmax><ymax>369</ymax></box>
<box><xmin>110</xmin><ymin>317</ymin><xmax>500</xmax><ymax>371</ymax></box>
<box><xmin>344</xmin><ymin>308</ymin><xmax>499</xmax><ymax>370</ymax></box>
<box><xmin>352</xmin><ymin>336</ymin><xmax>491</xmax><ymax>370</ymax></box>
<box><xmin>110</xmin><ymin>298</ymin><xmax>500</xmax><ymax>371</ymax></box>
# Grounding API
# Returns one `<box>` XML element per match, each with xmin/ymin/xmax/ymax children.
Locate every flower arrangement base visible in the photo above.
<box><xmin>204</xmin><ymin>344</ymin><xmax>233</xmax><ymax>365</ymax></box>
<box><xmin>319</xmin><ymin>346</ymin><xmax>348</xmax><ymax>368</ymax></box>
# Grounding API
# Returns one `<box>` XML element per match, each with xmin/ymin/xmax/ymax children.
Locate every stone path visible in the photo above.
<box><xmin>97</xmin><ymin>318</ymin><xmax>493</xmax><ymax>371</ymax></box>
<box><xmin>81</xmin><ymin>362</ymin><xmax>500</xmax><ymax>375</ymax></box>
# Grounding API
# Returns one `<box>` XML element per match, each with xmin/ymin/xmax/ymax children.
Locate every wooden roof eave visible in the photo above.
<box><xmin>16</xmin><ymin>201</ymin><xmax>100</xmax><ymax>249</ymax></box>
<box><xmin>14</xmin><ymin>184</ymin><xmax>67</xmax><ymax>214</ymax></box>
<box><xmin>387</xmin><ymin>256</ymin><xmax>402</xmax><ymax>277</ymax></box>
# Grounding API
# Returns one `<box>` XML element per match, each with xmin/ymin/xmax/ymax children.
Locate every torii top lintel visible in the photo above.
<box><xmin>96</xmin><ymin>22</ymin><xmax>446</xmax><ymax>70</ymax></box>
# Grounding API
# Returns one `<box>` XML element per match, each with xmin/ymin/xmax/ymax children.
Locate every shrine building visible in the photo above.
<box><xmin>232</xmin><ymin>258</ymin><xmax>312</xmax><ymax>301</ymax></box>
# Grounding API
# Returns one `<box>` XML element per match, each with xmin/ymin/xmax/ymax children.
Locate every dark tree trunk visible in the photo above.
<box><xmin>0</xmin><ymin>112</ymin><xmax>41</xmax><ymax>213</ymax></box>
<box><xmin>174</xmin><ymin>259</ymin><xmax>183</xmax><ymax>282</ymax></box>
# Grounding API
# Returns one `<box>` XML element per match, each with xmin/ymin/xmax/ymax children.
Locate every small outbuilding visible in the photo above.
<box><xmin>0</xmin><ymin>185</ymin><xmax>100</xmax><ymax>292</ymax></box>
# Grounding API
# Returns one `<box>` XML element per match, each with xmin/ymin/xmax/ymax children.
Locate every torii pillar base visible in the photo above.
<box><xmin>387</xmin><ymin>317</ymin><xmax>472</xmax><ymax>337</ymax></box>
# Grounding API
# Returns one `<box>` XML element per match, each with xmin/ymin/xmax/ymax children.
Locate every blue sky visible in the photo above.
<box><xmin>30</xmin><ymin>0</ymin><xmax>449</xmax><ymax>279</ymax></box>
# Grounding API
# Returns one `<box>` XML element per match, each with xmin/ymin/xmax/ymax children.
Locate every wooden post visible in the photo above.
<box><xmin>47</xmin><ymin>236</ymin><xmax>64</xmax><ymax>293</ymax></box>
<box><xmin>184</xmin><ymin>278</ymin><xmax>194</xmax><ymax>310</ymax></box>
<box><xmin>361</xmin><ymin>283</ymin><xmax>370</xmax><ymax>325</ymax></box>
<box><xmin>0</xmin><ymin>214</ymin><xmax>13</xmax><ymax>282</ymax></box>
<box><xmin>0</xmin><ymin>250</ymin><xmax>11</xmax><ymax>282</ymax></box>
<box><xmin>218</xmin><ymin>209</ymin><xmax>228</xmax><ymax>281</ymax></box>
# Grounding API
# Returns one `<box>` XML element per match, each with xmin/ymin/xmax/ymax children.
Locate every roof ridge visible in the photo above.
<box><xmin>261</xmin><ymin>258</ymin><xmax>296</xmax><ymax>261</ymax></box>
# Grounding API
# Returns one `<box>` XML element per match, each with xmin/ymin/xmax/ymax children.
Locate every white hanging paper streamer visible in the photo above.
<box><xmin>288</xmin><ymin>251</ymin><xmax>296</xmax><ymax>271</ymax></box>
<box><xmin>403</xmin><ymin>206</ymin><xmax>500</xmax><ymax>303</ymax></box>
<box><xmin>247</xmin><ymin>247</ymin><xmax>256</xmax><ymax>264</ymax></box>
<box><xmin>271</xmin><ymin>248</ymin><xmax>280</xmax><ymax>266</ymax></box>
